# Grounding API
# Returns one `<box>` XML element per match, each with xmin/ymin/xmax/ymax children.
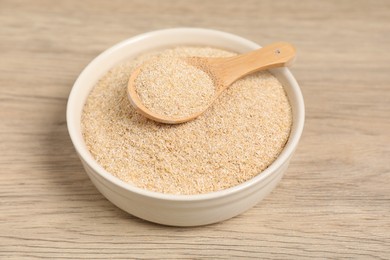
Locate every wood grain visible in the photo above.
<box><xmin>1</xmin><ymin>0</ymin><xmax>389</xmax><ymax>258</ymax></box>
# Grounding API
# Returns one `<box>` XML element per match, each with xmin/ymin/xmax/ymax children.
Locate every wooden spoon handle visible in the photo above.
<box><xmin>211</xmin><ymin>42</ymin><xmax>296</xmax><ymax>87</ymax></box>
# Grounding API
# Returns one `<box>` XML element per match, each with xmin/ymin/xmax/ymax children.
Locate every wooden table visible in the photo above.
<box><xmin>1</xmin><ymin>0</ymin><xmax>389</xmax><ymax>258</ymax></box>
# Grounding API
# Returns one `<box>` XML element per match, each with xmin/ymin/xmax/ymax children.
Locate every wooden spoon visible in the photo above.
<box><xmin>127</xmin><ymin>42</ymin><xmax>296</xmax><ymax>124</ymax></box>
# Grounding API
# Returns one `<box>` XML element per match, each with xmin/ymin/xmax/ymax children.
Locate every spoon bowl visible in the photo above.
<box><xmin>127</xmin><ymin>62</ymin><xmax>206</xmax><ymax>124</ymax></box>
<box><xmin>128</xmin><ymin>42</ymin><xmax>296</xmax><ymax>124</ymax></box>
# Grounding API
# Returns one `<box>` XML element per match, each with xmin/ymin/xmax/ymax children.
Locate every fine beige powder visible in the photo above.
<box><xmin>135</xmin><ymin>57</ymin><xmax>215</xmax><ymax>117</ymax></box>
<box><xmin>81</xmin><ymin>46</ymin><xmax>292</xmax><ymax>195</ymax></box>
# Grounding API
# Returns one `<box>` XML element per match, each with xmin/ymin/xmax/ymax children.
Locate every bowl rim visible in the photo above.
<box><xmin>66</xmin><ymin>27</ymin><xmax>305</xmax><ymax>202</ymax></box>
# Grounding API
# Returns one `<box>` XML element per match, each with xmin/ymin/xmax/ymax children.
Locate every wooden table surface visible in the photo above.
<box><xmin>1</xmin><ymin>0</ymin><xmax>389</xmax><ymax>258</ymax></box>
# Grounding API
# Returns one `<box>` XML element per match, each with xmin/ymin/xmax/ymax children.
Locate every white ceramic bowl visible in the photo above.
<box><xmin>67</xmin><ymin>28</ymin><xmax>305</xmax><ymax>226</ymax></box>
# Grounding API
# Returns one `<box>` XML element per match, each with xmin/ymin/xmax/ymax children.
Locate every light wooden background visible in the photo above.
<box><xmin>1</xmin><ymin>0</ymin><xmax>389</xmax><ymax>259</ymax></box>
